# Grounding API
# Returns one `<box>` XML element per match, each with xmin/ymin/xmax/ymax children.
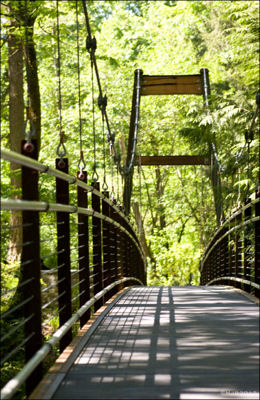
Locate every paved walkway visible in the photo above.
<box><xmin>39</xmin><ymin>286</ymin><xmax>259</xmax><ymax>399</ymax></box>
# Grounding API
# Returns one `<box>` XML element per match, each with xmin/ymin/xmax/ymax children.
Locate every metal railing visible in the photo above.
<box><xmin>0</xmin><ymin>143</ymin><xmax>146</xmax><ymax>399</ymax></box>
<box><xmin>200</xmin><ymin>194</ymin><xmax>260</xmax><ymax>298</ymax></box>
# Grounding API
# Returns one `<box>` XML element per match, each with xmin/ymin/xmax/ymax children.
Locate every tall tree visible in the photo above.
<box><xmin>6</xmin><ymin>1</ymin><xmax>24</xmax><ymax>263</ymax></box>
<box><xmin>4</xmin><ymin>0</ymin><xmax>41</xmax><ymax>263</ymax></box>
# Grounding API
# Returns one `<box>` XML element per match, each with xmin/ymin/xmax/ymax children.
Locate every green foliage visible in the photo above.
<box><xmin>0</xmin><ymin>3</ymin><xmax>258</xmax><ymax>394</ymax></box>
<box><xmin>1</xmin><ymin>0</ymin><xmax>259</xmax><ymax>292</ymax></box>
<box><xmin>0</xmin><ymin>261</ymin><xmax>19</xmax><ymax>313</ymax></box>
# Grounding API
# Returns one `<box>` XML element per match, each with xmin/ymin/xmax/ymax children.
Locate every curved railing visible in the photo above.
<box><xmin>0</xmin><ymin>145</ymin><xmax>146</xmax><ymax>399</ymax></box>
<box><xmin>200</xmin><ymin>194</ymin><xmax>260</xmax><ymax>298</ymax></box>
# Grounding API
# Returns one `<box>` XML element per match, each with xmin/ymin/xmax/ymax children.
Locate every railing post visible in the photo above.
<box><xmin>130</xmin><ymin>241</ymin><xmax>136</xmax><ymax>279</ymax></box>
<box><xmin>244</xmin><ymin>198</ymin><xmax>252</xmax><ymax>293</ymax></box>
<box><xmin>235</xmin><ymin>211</ymin><xmax>242</xmax><ymax>289</ymax></box>
<box><xmin>122</xmin><ymin>231</ymin><xmax>128</xmax><ymax>278</ymax></box>
<box><xmin>212</xmin><ymin>244</ymin><xmax>217</xmax><ymax>282</ymax></box>
<box><xmin>56</xmin><ymin>158</ymin><xmax>72</xmax><ymax>352</ymax></box>
<box><xmin>228</xmin><ymin>216</ymin><xmax>234</xmax><ymax>284</ymax></box>
<box><xmin>216</xmin><ymin>235</ymin><xmax>220</xmax><ymax>281</ymax></box>
<box><xmin>255</xmin><ymin>190</ymin><xmax>260</xmax><ymax>298</ymax></box>
<box><xmin>110</xmin><ymin>205</ymin><xmax>118</xmax><ymax>295</ymax></box>
<box><xmin>222</xmin><ymin>225</ymin><xmax>229</xmax><ymax>279</ymax></box>
<box><xmin>21</xmin><ymin>140</ymin><xmax>42</xmax><ymax>395</ymax></box>
<box><xmin>114</xmin><ymin>210</ymin><xmax>124</xmax><ymax>291</ymax></box>
<box><xmin>136</xmin><ymin>247</ymin><xmax>141</xmax><ymax>281</ymax></box>
<box><xmin>77</xmin><ymin>171</ymin><xmax>90</xmax><ymax>327</ymax></box>
<box><xmin>102</xmin><ymin>192</ymin><xmax>111</xmax><ymax>302</ymax></box>
<box><xmin>92</xmin><ymin>182</ymin><xmax>103</xmax><ymax>311</ymax></box>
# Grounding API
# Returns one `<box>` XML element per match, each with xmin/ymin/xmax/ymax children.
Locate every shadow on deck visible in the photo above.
<box><xmin>30</xmin><ymin>286</ymin><xmax>259</xmax><ymax>400</ymax></box>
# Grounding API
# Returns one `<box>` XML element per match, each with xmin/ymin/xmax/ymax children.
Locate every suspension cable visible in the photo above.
<box><xmin>75</xmin><ymin>0</ymin><xmax>86</xmax><ymax>177</ymax></box>
<box><xmin>81</xmin><ymin>0</ymin><xmax>123</xmax><ymax>174</ymax></box>
<box><xmin>56</xmin><ymin>0</ymin><xmax>66</xmax><ymax>160</ymax></box>
<box><xmin>88</xmin><ymin>38</ymin><xmax>98</xmax><ymax>182</ymax></box>
<box><xmin>232</xmin><ymin>94</ymin><xmax>259</xmax><ymax>162</ymax></box>
<box><xmin>23</xmin><ymin>0</ymin><xmax>35</xmax><ymax>153</ymax></box>
<box><xmin>81</xmin><ymin>0</ymin><xmax>144</xmax><ymax>188</ymax></box>
<box><xmin>138</xmin><ymin>155</ymin><xmax>142</xmax><ymax>213</ymax></box>
<box><xmin>237</xmin><ymin>168</ymin><xmax>241</xmax><ymax>208</ymax></box>
<box><xmin>99</xmin><ymin>94</ymin><xmax>108</xmax><ymax>190</ymax></box>
<box><xmin>110</xmin><ymin>139</ymin><xmax>115</xmax><ymax>202</ymax></box>
<box><xmin>116</xmin><ymin>164</ymin><xmax>121</xmax><ymax>205</ymax></box>
<box><xmin>245</xmin><ymin>127</ymin><xmax>253</xmax><ymax>198</ymax></box>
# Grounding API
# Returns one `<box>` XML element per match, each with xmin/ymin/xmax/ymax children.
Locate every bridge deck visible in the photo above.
<box><xmin>32</xmin><ymin>286</ymin><xmax>259</xmax><ymax>400</ymax></box>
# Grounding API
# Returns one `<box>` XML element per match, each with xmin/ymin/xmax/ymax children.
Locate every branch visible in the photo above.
<box><xmin>141</xmin><ymin>166</ymin><xmax>157</xmax><ymax>231</ymax></box>
<box><xmin>176</xmin><ymin>168</ymin><xmax>200</xmax><ymax>224</ymax></box>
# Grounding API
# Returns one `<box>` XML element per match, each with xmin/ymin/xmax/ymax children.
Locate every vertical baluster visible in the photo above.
<box><xmin>115</xmin><ymin>211</ymin><xmax>124</xmax><ymax>291</ymax></box>
<box><xmin>131</xmin><ymin>241</ymin><xmax>137</xmax><ymax>279</ymax></box>
<box><xmin>125</xmin><ymin>234</ymin><xmax>131</xmax><ymax>281</ymax></box>
<box><xmin>142</xmin><ymin>254</ymin><xmax>147</xmax><ymax>285</ymax></box>
<box><xmin>205</xmin><ymin>257</ymin><xmax>208</xmax><ymax>285</ymax></box>
<box><xmin>244</xmin><ymin>198</ymin><xmax>252</xmax><ymax>293</ymax></box>
<box><xmin>210</xmin><ymin>251</ymin><xmax>213</xmax><ymax>283</ymax></box>
<box><xmin>228</xmin><ymin>216</ymin><xmax>233</xmax><ymax>285</ymax></box>
<box><xmin>121</xmin><ymin>217</ymin><xmax>129</xmax><ymax>280</ymax></box>
<box><xmin>102</xmin><ymin>192</ymin><xmax>111</xmax><ymax>302</ymax></box>
<box><xmin>111</xmin><ymin>207</ymin><xmax>118</xmax><ymax>295</ymax></box>
<box><xmin>235</xmin><ymin>211</ymin><xmax>242</xmax><ymax>289</ymax></box>
<box><xmin>108</xmin><ymin>204</ymin><xmax>114</xmax><ymax>292</ymax></box>
<box><xmin>223</xmin><ymin>225</ymin><xmax>229</xmax><ymax>280</ymax></box>
<box><xmin>216</xmin><ymin>232</ymin><xmax>220</xmax><ymax>281</ymax></box>
<box><xmin>136</xmin><ymin>246</ymin><xmax>141</xmax><ymax>282</ymax></box>
<box><xmin>219</xmin><ymin>231</ymin><xmax>223</xmax><ymax>280</ymax></box>
<box><xmin>92</xmin><ymin>182</ymin><xmax>103</xmax><ymax>311</ymax></box>
<box><xmin>255</xmin><ymin>191</ymin><xmax>260</xmax><ymax>297</ymax></box>
<box><xmin>123</xmin><ymin>232</ymin><xmax>129</xmax><ymax>278</ymax></box>
<box><xmin>213</xmin><ymin>242</ymin><xmax>217</xmax><ymax>282</ymax></box>
<box><xmin>21</xmin><ymin>140</ymin><xmax>42</xmax><ymax>395</ymax></box>
<box><xmin>77</xmin><ymin>171</ymin><xmax>90</xmax><ymax>327</ymax></box>
<box><xmin>56</xmin><ymin>158</ymin><xmax>72</xmax><ymax>352</ymax></box>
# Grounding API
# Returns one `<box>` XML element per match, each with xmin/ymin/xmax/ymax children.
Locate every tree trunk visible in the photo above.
<box><xmin>7</xmin><ymin>7</ymin><xmax>24</xmax><ymax>264</ymax></box>
<box><xmin>24</xmin><ymin>11</ymin><xmax>41</xmax><ymax>147</ymax></box>
<box><xmin>6</xmin><ymin>2</ymin><xmax>41</xmax><ymax>264</ymax></box>
<box><xmin>211</xmin><ymin>153</ymin><xmax>224</xmax><ymax>226</ymax></box>
<box><xmin>155</xmin><ymin>166</ymin><xmax>166</xmax><ymax>229</ymax></box>
<box><xmin>132</xmin><ymin>201</ymin><xmax>156</xmax><ymax>266</ymax></box>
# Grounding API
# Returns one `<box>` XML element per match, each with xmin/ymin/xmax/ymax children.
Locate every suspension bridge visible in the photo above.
<box><xmin>1</xmin><ymin>1</ymin><xmax>259</xmax><ymax>399</ymax></box>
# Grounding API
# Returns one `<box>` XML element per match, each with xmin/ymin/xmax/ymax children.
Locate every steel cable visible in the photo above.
<box><xmin>56</xmin><ymin>0</ymin><xmax>66</xmax><ymax>159</ymax></box>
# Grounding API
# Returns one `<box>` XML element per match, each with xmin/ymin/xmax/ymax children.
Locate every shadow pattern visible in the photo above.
<box><xmin>53</xmin><ymin>286</ymin><xmax>259</xmax><ymax>400</ymax></box>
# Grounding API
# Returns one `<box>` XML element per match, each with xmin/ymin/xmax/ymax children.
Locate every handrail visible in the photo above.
<box><xmin>1</xmin><ymin>147</ymin><xmax>146</xmax><ymax>397</ymax></box>
<box><xmin>200</xmin><ymin>196</ymin><xmax>260</xmax><ymax>297</ymax></box>
<box><xmin>201</xmin><ymin>216</ymin><xmax>260</xmax><ymax>271</ymax></box>
<box><xmin>1</xmin><ymin>198</ymin><xmax>145</xmax><ymax>263</ymax></box>
<box><xmin>0</xmin><ymin>277</ymin><xmax>143</xmax><ymax>400</ymax></box>
<box><xmin>1</xmin><ymin>148</ymin><xmax>135</xmax><ymax>236</ymax></box>
<box><xmin>201</xmin><ymin>197</ymin><xmax>260</xmax><ymax>263</ymax></box>
<box><xmin>206</xmin><ymin>276</ymin><xmax>260</xmax><ymax>290</ymax></box>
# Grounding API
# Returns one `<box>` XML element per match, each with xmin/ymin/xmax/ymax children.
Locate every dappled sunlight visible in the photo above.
<box><xmin>52</xmin><ymin>287</ymin><xmax>259</xmax><ymax>399</ymax></box>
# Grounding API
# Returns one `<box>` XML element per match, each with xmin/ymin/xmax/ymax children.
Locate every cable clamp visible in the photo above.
<box><xmin>245</xmin><ymin>129</ymin><xmax>253</xmax><ymax>144</ymax></box>
<box><xmin>23</xmin><ymin>110</ymin><xmax>36</xmax><ymax>153</ymax></box>
<box><xmin>256</xmin><ymin>91</ymin><xmax>260</xmax><ymax>107</ymax></box>
<box><xmin>113</xmin><ymin>153</ymin><xmax>121</xmax><ymax>164</ymax></box>
<box><xmin>102</xmin><ymin>182</ymin><xmax>108</xmax><ymax>192</ymax></box>
<box><xmin>78</xmin><ymin>152</ymin><xmax>86</xmax><ymax>172</ymax></box>
<box><xmin>86</xmin><ymin>36</ymin><xmax>97</xmax><ymax>54</ymax></box>
<box><xmin>56</xmin><ymin>131</ymin><xmax>67</xmax><ymax>158</ymax></box>
<box><xmin>98</xmin><ymin>94</ymin><xmax>107</xmax><ymax>112</ymax></box>
<box><xmin>107</xmin><ymin>131</ymin><xmax>115</xmax><ymax>144</ymax></box>
<box><xmin>92</xmin><ymin>165</ymin><xmax>99</xmax><ymax>183</ymax></box>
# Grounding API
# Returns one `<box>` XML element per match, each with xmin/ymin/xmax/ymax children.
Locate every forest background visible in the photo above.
<box><xmin>1</xmin><ymin>0</ymin><xmax>259</xmax><ymax>287</ymax></box>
